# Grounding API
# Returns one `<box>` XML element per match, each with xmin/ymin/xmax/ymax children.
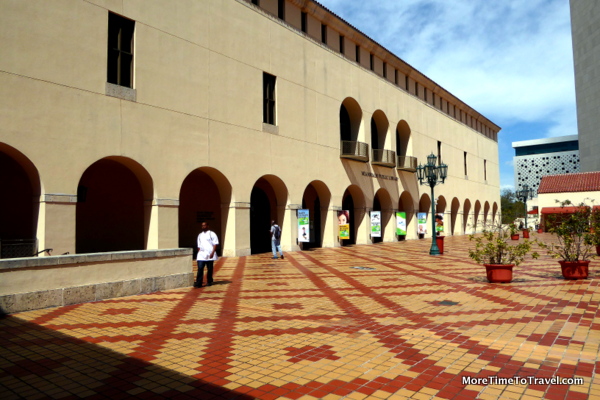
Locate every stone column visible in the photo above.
<box><xmin>284</xmin><ymin>204</ymin><xmax>301</xmax><ymax>252</ymax></box>
<box><xmin>222</xmin><ymin>202</ymin><xmax>251</xmax><ymax>257</ymax></box>
<box><xmin>147</xmin><ymin>198</ymin><xmax>179</xmax><ymax>250</ymax></box>
<box><xmin>36</xmin><ymin>194</ymin><xmax>77</xmax><ymax>256</ymax></box>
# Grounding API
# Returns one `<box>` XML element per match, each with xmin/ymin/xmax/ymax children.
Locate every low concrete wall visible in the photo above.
<box><xmin>0</xmin><ymin>249</ymin><xmax>193</xmax><ymax>314</ymax></box>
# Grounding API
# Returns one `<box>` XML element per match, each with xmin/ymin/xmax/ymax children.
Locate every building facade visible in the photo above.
<box><xmin>512</xmin><ymin>135</ymin><xmax>580</xmax><ymax>197</ymax></box>
<box><xmin>570</xmin><ymin>0</ymin><xmax>600</xmax><ymax>172</ymax></box>
<box><xmin>0</xmin><ymin>0</ymin><xmax>500</xmax><ymax>258</ymax></box>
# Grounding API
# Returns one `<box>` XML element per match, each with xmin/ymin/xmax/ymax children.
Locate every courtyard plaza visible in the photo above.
<box><xmin>1</xmin><ymin>234</ymin><xmax>599</xmax><ymax>400</ymax></box>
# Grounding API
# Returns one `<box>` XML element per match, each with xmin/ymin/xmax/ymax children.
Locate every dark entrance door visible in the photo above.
<box><xmin>250</xmin><ymin>186</ymin><xmax>272</xmax><ymax>254</ymax></box>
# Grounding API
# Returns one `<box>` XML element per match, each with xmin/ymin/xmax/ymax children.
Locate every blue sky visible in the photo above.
<box><xmin>318</xmin><ymin>0</ymin><xmax>576</xmax><ymax>190</ymax></box>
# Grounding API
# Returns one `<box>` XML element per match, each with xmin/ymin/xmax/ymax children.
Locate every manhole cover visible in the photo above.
<box><xmin>438</xmin><ymin>300</ymin><xmax>459</xmax><ymax>306</ymax></box>
<box><xmin>350</xmin><ymin>266</ymin><xmax>376</xmax><ymax>270</ymax></box>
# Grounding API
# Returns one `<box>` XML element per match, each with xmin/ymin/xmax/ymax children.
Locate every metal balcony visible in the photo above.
<box><xmin>340</xmin><ymin>140</ymin><xmax>369</xmax><ymax>162</ymax></box>
<box><xmin>371</xmin><ymin>149</ymin><xmax>397</xmax><ymax>167</ymax></box>
<box><xmin>396</xmin><ymin>155</ymin><xmax>418</xmax><ymax>172</ymax></box>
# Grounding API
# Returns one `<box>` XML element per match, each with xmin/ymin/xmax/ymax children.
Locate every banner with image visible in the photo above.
<box><xmin>396</xmin><ymin>212</ymin><xmax>407</xmax><ymax>235</ymax></box>
<box><xmin>370</xmin><ymin>211</ymin><xmax>381</xmax><ymax>237</ymax></box>
<box><xmin>338</xmin><ymin>210</ymin><xmax>350</xmax><ymax>240</ymax></box>
<box><xmin>417</xmin><ymin>212</ymin><xmax>427</xmax><ymax>235</ymax></box>
<box><xmin>298</xmin><ymin>209</ymin><xmax>310</xmax><ymax>242</ymax></box>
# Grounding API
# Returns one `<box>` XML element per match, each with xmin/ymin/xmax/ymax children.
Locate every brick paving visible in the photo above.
<box><xmin>1</xmin><ymin>234</ymin><xmax>599</xmax><ymax>399</ymax></box>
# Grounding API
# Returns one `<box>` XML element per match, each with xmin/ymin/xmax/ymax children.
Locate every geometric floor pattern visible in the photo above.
<box><xmin>1</xmin><ymin>234</ymin><xmax>599</xmax><ymax>399</ymax></box>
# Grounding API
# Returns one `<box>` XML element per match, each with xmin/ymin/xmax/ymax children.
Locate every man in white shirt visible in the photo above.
<box><xmin>195</xmin><ymin>222</ymin><xmax>219</xmax><ymax>288</ymax></box>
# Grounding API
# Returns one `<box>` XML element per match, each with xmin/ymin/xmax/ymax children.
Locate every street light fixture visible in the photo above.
<box><xmin>516</xmin><ymin>184</ymin><xmax>534</xmax><ymax>229</ymax></box>
<box><xmin>416</xmin><ymin>153</ymin><xmax>448</xmax><ymax>255</ymax></box>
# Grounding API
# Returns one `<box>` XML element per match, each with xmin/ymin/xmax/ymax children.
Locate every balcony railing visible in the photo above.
<box><xmin>340</xmin><ymin>140</ymin><xmax>369</xmax><ymax>162</ymax></box>
<box><xmin>396</xmin><ymin>155</ymin><xmax>418</xmax><ymax>172</ymax></box>
<box><xmin>371</xmin><ymin>149</ymin><xmax>397</xmax><ymax>167</ymax></box>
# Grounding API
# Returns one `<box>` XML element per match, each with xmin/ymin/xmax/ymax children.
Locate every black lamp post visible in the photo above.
<box><xmin>416</xmin><ymin>153</ymin><xmax>448</xmax><ymax>255</ymax></box>
<box><xmin>516</xmin><ymin>184</ymin><xmax>534</xmax><ymax>229</ymax></box>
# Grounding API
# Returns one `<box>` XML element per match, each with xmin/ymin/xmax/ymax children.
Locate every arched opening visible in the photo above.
<box><xmin>436</xmin><ymin>195</ymin><xmax>447</xmax><ymax>236</ymax></box>
<box><xmin>370</xmin><ymin>110</ymin><xmax>389</xmax><ymax>151</ymax></box>
<box><xmin>463</xmin><ymin>199</ymin><xmax>472</xmax><ymax>234</ymax></box>
<box><xmin>419</xmin><ymin>193</ymin><xmax>431</xmax><ymax>238</ymax></box>
<box><xmin>179</xmin><ymin>168</ymin><xmax>232</xmax><ymax>258</ymax></box>
<box><xmin>483</xmin><ymin>201</ymin><xmax>490</xmax><ymax>229</ymax></box>
<box><xmin>0</xmin><ymin>144</ymin><xmax>41</xmax><ymax>258</ymax></box>
<box><xmin>372</xmin><ymin>188</ymin><xmax>392</xmax><ymax>243</ymax></box>
<box><xmin>341</xmin><ymin>185</ymin><xmax>365</xmax><ymax>246</ymax></box>
<box><xmin>398</xmin><ymin>191</ymin><xmax>414</xmax><ymax>240</ymax></box>
<box><xmin>250</xmin><ymin>176</ymin><xmax>288</xmax><ymax>255</ymax></box>
<box><xmin>301</xmin><ymin>181</ymin><xmax>331</xmax><ymax>250</ymax></box>
<box><xmin>492</xmin><ymin>202</ymin><xmax>499</xmax><ymax>224</ymax></box>
<box><xmin>450</xmin><ymin>198</ymin><xmax>460</xmax><ymax>235</ymax></box>
<box><xmin>474</xmin><ymin>200</ymin><xmax>482</xmax><ymax>233</ymax></box>
<box><xmin>396</xmin><ymin>120</ymin><xmax>411</xmax><ymax>157</ymax></box>
<box><xmin>340</xmin><ymin>98</ymin><xmax>362</xmax><ymax>142</ymax></box>
<box><xmin>76</xmin><ymin>157</ymin><xmax>153</xmax><ymax>253</ymax></box>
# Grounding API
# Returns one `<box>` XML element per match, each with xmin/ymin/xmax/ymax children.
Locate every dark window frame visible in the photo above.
<box><xmin>107</xmin><ymin>12</ymin><xmax>135</xmax><ymax>88</ymax></box>
<box><xmin>263</xmin><ymin>73</ymin><xmax>276</xmax><ymax>125</ymax></box>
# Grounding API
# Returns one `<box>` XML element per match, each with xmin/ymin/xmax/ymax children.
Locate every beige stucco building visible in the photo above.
<box><xmin>0</xmin><ymin>0</ymin><xmax>501</xmax><ymax>259</ymax></box>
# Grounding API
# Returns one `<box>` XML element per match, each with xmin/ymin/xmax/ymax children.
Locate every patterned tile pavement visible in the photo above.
<box><xmin>1</xmin><ymin>234</ymin><xmax>600</xmax><ymax>399</ymax></box>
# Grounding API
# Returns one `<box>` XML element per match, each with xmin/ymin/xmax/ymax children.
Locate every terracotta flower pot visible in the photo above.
<box><xmin>559</xmin><ymin>260</ymin><xmax>590</xmax><ymax>280</ymax></box>
<box><xmin>510</xmin><ymin>234</ymin><xmax>520</xmax><ymax>240</ymax></box>
<box><xmin>537</xmin><ymin>229</ymin><xmax>543</xmax><ymax>234</ymax></box>
<box><xmin>484</xmin><ymin>264</ymin><xmax>514</xmax><ymax>283</ymax></box>
<box><xmin>522</xmin><ymin>230</ymin><xmax>529</xmax><ymax>239</ymax></box>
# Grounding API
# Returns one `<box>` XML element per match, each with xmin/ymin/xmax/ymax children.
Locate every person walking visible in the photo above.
<box><xmin>270</xmin><ymin>220</ymin><xmax>284</xmax><ymax>259</ymax></box>
<box><xmin>195</xmin><ymin>221</ymin><xmax>219</xmax><ymax>288</ymax></box>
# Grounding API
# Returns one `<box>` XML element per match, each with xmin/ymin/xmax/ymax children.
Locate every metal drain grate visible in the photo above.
<box><xmin>350</xmin><ymin>266</ymin><xmax>376</xmax><ymax>270</ymax></box>
<box><xmin>438</xmin><ymin>300</ymin><xmax>459</xmax><ymax>306</ymax></box>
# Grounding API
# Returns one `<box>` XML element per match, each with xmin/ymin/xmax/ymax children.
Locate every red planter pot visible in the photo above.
<box><xmin>510</xmin><ymin>234</ymin><xmax>520</xmax><ymax>240</ymax></box>
<box><xmin>559</xmin><ymin>260</ymin><xmax>590</xmax><ymax>280</ymax></box>
<box><xmin>537</xmin><ymin>229</ymin><xmax>543</xmax><ymax>234</ymax></box>
<box><xmin>484</xmin><ymin>264</ymin><xmax>514</xmax><ymax>283</ymax></box>
<box><xmin>522</xmin><ymin>230</ymin><xmax>530</xmax><ymax>239</ymax></box>
<box><xmin>436</xmin><ymin>236</ymin><xmax>445</xmax><ymax>254</ymax></box>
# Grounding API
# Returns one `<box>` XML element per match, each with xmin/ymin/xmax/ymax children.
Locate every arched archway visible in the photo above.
<box><xmin>341</xmin><ymin>185</ymin><xmax>365</xmax><ymax>245</ymax></box>
<box><xmin>463</xmin><ymin>199</ymin><xmax>472</xmax><ymax>234</ymax></box>
<box><xmin>373</xmin><ymin>188</ymin><xmax>392</xmax><ymax>243</ymax></box>
<box><xmin>179</xmin><ymin>167</ymin><xmax>232</xmax><ymax>257</ymax></box>
<box><xmin>250</xmin><ymin>175</ymin><xmax>288</xmax><ymax>254</ymax></box>
<box><xmin>76</xmin><ymin>157</ymin><xmax>153</xmax><ymax>253</ymax></box>
<box><xmin>0</xmin><ymin>143</ymin><xmax>41</xmax><ymax>258</ymax></box>
<box><xmin>492</xmin><ymin>202</ymin><xmax>499</xmax><ymax>224</ymax></box>
<box><xmin>340</xmin><ymin>98</ymin><xmax>362</xmax><ymax>142</ymax></box>
<box><xmin>419</xmin><ymin>193</ymin><xmax>431</xmax><ymax>238</ymax></box>
<box><xmin>301</xmin><ymin>180</ymin><xmax>331</xmax><ymax>249</ymax></box>
<box><xmin>483</xmin><ymin>201</ymin><xmax>491</xmax><ymax>229</ymax></box>
<box><xmin>450</xmin><ymin>197</ymin><xmax>460</xmax><ymax>235</ymax></box>
<box><xmin>474</xmin><ymin>200</ymin><xmax>482</xmax><ymax>233</ymax></box>
<box><xmin>398</xmin><ymin>191</ymin><xmax>414</xmax><ymax>240</ymax></box>
<box><xmin>371</xmin><ymin>110</ymin><xmax>389</xmax><ymax>151</ymax></box>
<box><xmin>436</xmin><ymin>195</ymin><xmax>447</xmax><ymax>235</ymax></box>
<box><xmin>396</xmin><ymin>120</ymin><xmax>411</xmax><ymax>157</ymax></box>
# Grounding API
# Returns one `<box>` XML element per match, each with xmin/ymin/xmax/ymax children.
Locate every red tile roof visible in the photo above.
<box><xmin>538</xmin><ymin>171</ymin><xmax>600</xmax><ymax>194</ymax></box>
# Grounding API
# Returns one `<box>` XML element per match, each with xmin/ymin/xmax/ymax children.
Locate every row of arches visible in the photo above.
<box><xmin>1</xmin><ymin>143</ymin><xmax>498</xmax><ymax>257</ymax></box>
<box><xmin>340</xmin><ymin>97</ymin><xmax>411</xmax><ymax>156</ymax></box>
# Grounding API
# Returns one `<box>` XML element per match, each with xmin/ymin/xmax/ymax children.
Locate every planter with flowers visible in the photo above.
<box><xmin>469</xmin><ymin>223</ymin><xmax>539</xmax><ymax>283</ymax></box>
<box><xmin>509</xmin><ymin>223</ymin><xmax>520</xmax><ymax>240</ymax></box>
<box><xmin>538</xmin><ymin>200</ymin><xmax>598</xmax><ymax>279</ymax></box>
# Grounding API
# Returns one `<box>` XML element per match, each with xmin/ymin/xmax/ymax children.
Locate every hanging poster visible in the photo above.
<box><xmin>370</xmin><ymin>211</ymin><xmax>381</xmax><ymax>237</ymax></box>
<box><xmin>338</xmin><ymin>210</ymin><xmax>350</xmax><ymax>240</ymax></box>
<box><xmin>396</xmin><ymin>212</ymin><xmax>407</xmax><ymax>235</ymax></box>
<box><xmin>298</xmin><ymin>209</ymin><xmax>310</xmax><ymax>242</ymax></box>
<box><xmin>417</xmin><ymin>212</ymin><xmax>428</xmax><ymax>235</ymax></box>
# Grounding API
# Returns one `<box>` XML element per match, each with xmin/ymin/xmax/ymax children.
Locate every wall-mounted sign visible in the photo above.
<box><xmin>396</xmin><ymin>212</ymin><xmax>407</xmax><ymax>235</ymax></box>
<box><xmin>370</xmin><ymin>211</ymin><xmax>381</xmax><ymax>237</ymax></box>
<box><xmin>338</xmin><ymin>210</ymin><xmax>350</xmax><ymax>240</ymax></box>
<box><xmin>298</xmin><ymin>209</ymin><xmax>310</xmax><ymax>242</ymax></box>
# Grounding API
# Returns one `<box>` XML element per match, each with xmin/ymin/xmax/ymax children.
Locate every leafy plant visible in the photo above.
<box><xmin>469</xmin><ymin>222</ymin><xmax>539</xmax><ymax>266</ymax></box>
<box><xmin>538</xmin><ymin>200</ymin><xmax>598</xmax><ymax>261</ymax></box>
<box><xmin>508</xmin><ymin>223</ymin><xmax>519</xmax><ymax>236</ymax></box>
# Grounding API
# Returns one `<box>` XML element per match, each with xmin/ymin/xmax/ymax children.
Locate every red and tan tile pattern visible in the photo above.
<box><xmin>1</xmin><ymin>234</ymin><xmax>600</xmax><ymax>399</ymax></box>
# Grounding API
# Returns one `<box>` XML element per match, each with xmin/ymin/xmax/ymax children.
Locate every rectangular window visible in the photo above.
<box><xmin>383</xmin><ymin>62</ymin><xmax>387</xmax><ymax>78</ymax></box>
<box><xmin>464</xmin><ymin>152</ymin><xmax>468</xmax><ymax>175</ymax></box>
<box><xmin>263</xmin><ymin>72</ymin><xmax>276</xmax><ymax>125</ymax></box>
<box><xmin>394</xmin><ymin>70</ymin><xmax>398</xmax><ymax>85</ymax></box>
<box><xmin>301</xmin><ymin>12</ymin><xmax>307</xmax><ymax>33</ymax></box>
<box><xmin>415</xmin><ymin>82</ymin><xmax>419</xmax><ymax>97</ymax></box>
<box><xmin>278</xmin><ymin>0</ymin><xmax>285</xmax><ymax>19</ymax></box>
<box><xmin>370</xmin><ymin>54</ymin><xmax>374</xmax><ymax>71</ymax></box>
<box><xmin>252</xmin><ymin>0</ymin><xmax>259</xmax><ymax>5</ymax></box>
<box><xmin>437</xmin><ymin>141</ymin><xmax>442</xmax><ymax>165</ymax></box>
<box><xmin>339</xmin><ymin>35</ymin><xmax>345</xmax><ymax>54</ymax></box>
<box><xmin>484</xmin><ymin>159</ymin><xmax>487</xmax><ymax>181</ymax></box>
<box><xmin>321</xmin><ymin>24</ymin><xmax>327</xmax><ymax>44</ymax></box>
<box><xmin>405</xmin><ymin>75</ymin><xmax>409</xmax><ymax>91</ymax></box>
<box><xmin>107</xmin><ymin>12</ymin><xmax>135</xmax><ymax>88</ymax></box>
<box><xmin>424</xmin><ymin>87</ymin><xmax>427</xmax><ymax>102</ymax></box>
<box><xmin>355</xmin><ymin>44</ymin><xmax>360</xmax><ymax>63</ymax></box>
